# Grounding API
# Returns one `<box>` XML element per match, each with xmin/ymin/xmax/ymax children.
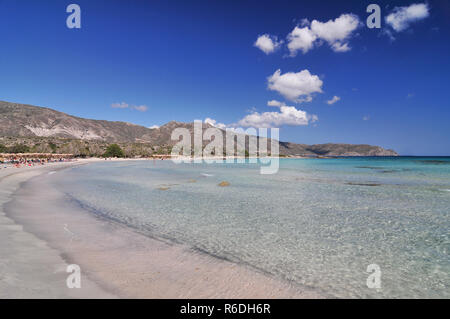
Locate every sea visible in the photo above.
<box><xmin>49</xmin><ymin>157</ymin><xmax>450</xmax><ymax>298</ymax></box>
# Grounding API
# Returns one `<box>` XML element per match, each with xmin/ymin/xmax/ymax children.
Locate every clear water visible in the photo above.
<box><xmin>51</xmin><ymin>157</ymin><xmax>450</xmax><ymax>298</ymax></box>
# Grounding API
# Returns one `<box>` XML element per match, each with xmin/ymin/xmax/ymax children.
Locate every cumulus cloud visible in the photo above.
<box><xmin>385</xmin><ymin>3</ymin><xmax>429</xmax><ymax>32</ymax></box>
<box><xmin>237</xmin><ymin>101</ymin><xmax>318</xmax><ymax>128</ymax></box>
<box><xmin>287</xmin><ymin>13</ymin><xmax>360</xmax><ymax>55</ymax></box>
<box><xmin>203</xmin><ymin>100</ymin><xmax>318</xmax><ymax>129</ymax></box>
<box><xmin>327</xmin><ymin>95</ymin><xmax>341</xmax><ymax>105</ymax></box>
<box><xmin>310</xmin><ymin>14</ymin><xmax>360</xmax><ymax>50</ymax></box>
<box><xmin>148</xmin><ymin>125</ymin><xmax>159</xmax><ymax>129</ymax></box>
<box><xmin>267</xmin><ymin>69</ymin><xmax>323</xmax><ymax>103</ymax></box>
<box><xmin>254</xmin><ymin>34</ymin><xmax>283</xmax><ymax>54</ymax></box>
<box><xmin>287</xmin><ymin>26</ymin><xmax>317</xmax><ymax>55</ymax></box>
<box><xmin>111</xmin><ymin>102</ymin><xmax>148</xmax><ymax>112</ymax></box>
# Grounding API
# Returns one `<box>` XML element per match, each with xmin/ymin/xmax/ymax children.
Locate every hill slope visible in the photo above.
<box><xmin>0</xmin><ymin>101</ymin><xmax>398</xmax><ymax>156</ymax></box>
<box><xmin>0</xmin><ymin>101</ymin><xmax>155</xmax><ymax>142</ymax></box>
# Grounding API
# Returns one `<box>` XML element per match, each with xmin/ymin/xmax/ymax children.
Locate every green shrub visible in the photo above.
<box><xmin>8</xmin><ymin>144</ymin><xmax>30</xmax><ymax>154</ymax></box>
<box><xmin>103</xmin><ymin>144</ymin><xmax>125</xmax><ymax>158</ymax></box>
<box><xmin>48</xmin><ymin>142</ymin><xmax>58</xmax><ymax>153</ymax></box>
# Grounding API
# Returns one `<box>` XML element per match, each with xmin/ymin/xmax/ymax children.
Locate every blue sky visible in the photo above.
<box><xmin>0</xmin><ymin>0</ymin><xmax>449</xmax><ymax>155</ymax></box>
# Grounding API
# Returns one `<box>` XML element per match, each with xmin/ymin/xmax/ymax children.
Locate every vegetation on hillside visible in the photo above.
<box><xmin>0</xmin><ymin>101</ymin><xmax>399</xmax><ymax>157</ymax></box>
<box><xmin>0</xmin><ymin>136</ymin><xmax>174</xmax><ymax>158</ymax></box>
<box><xmin>7</xmin><ymin>143</ymin><xmax>30</xmax><ymax>153</ymax></box>
<box><xmin>103</xmin><ymin>144</ymin><xmax>125</xmax><ymax>158</ymax></box>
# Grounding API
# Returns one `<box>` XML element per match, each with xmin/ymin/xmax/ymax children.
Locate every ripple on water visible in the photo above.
<box><xmin>51</xmin><ymin>158</ymin><xmax>450</xmax><ymax>298</ymax></box>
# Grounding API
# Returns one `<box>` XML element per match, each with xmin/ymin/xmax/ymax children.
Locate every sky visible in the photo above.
<box><xmin>0</xmin><ymin>0</ymin><xmax>449</xmax><ymax>155</ymax></box>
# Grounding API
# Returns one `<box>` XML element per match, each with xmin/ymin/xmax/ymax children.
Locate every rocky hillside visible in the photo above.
<box><xmin>0</xmin><ymin>101</ymin><xmax>398</xmax><ymax>156</ymax></box>
<box><xmin>0</xmin><ymin>101</ymin><xmax>155</xmax><ymax>142</ymax></box>
<box><xmin>279</xmin><ymin>142</ymin><xmax>398</xmax><ymax>156</ymax></box>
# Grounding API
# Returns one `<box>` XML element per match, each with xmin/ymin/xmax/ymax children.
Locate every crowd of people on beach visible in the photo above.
<box><xmin>0</xmin><ymin>156</ymin><xmax>74</xmax><ymax>170</ymax></box>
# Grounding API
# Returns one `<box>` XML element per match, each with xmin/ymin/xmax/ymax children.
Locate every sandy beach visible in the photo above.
<box><xmin>0</xmin><ymin>159</ymin><xmax>116</xmax><ymax>298</ymax></box>
<box><xmin>0</xmin><ymin>159</ymin><xmax>320</xmax><ymax>299</ymax></box>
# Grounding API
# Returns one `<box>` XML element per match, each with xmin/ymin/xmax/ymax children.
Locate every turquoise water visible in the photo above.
<box><xmin>52</xmin><ymin>157</ymin><xmax>449</xmax><ymax>298</ymax></box>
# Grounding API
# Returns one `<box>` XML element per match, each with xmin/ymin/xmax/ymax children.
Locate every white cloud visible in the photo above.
<box><xmin>204</xmin><ymin>100</ymin><xmax>319</xmax><ymax>129</ymax></box>
<box><xmin>310</xmin><ymin>14</ymin><xmax>360</xmax><ymax>50</ymax></box>
<box><xmin>237</xmin><ymin>102</ymin><xmax>318</xmax><ymax>128</ymax></box>
<box><xmin>267</xmin><ymin>100</ymin><xmax>284</xmax><ymax>107</ymax></box>
<box><xmin>148</xmin><ymin>125</ymin><xmax>159</xmax><ymax>129</ymax></box>
<box><xmin>133</xmin><ymin>105</ymin><xmax>148</xmax><ymax>112</ymax></box>
<box><xmin>203</xmin><ymin>100</ymin><xmax>318</xmax><ymax>129</ymax></box>
<box><xmin>330</xmin><ymin>42</ymin><xmax>351</xmax><ymax>52</ymax></box>
<box><xmin>386</xmin><ymin>3</ymin><xmax>429</xmax><ymax>32</ymax></box>
<box><xmin>111</xmin><ymin>102</ymin><xmax>148</xmax><ymax>112</ymax></box>
<box><xmin>287</xmin><ymin>26</ymin><xmax>317</xmax><ymax>55</ymax></box>
<box><xmin>287</xmin><ymin>13</ymin><xmax>360</xmax><ymax>55</ymax></box>
<box><xmin>204</xmin><ymin>117</ymin><xmax>227</xmax><ymax>129</ymax></box>
<box><xmin>267</xmin><ymin>69</ymin><xmax>323</xmax><ymax>103</ymax></box>
<box><xmin>111</xmin><ymin>102</ymin><xmax>129</xmax><ymax>109</ymax></box>
<box><xmin>254</xmin><ymin>34</ymin><xmax>283</xmax><ymax>54</ymax></box>
<box><xmin>327</xmin><ymin>95</ymin><xmax>341</xmax><ymax>105</ymax></box>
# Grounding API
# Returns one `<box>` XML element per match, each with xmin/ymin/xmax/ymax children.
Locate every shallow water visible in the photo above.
<box><xmin>51</xmin><ymin>157</ymin><xmax>450</xmax><ymax>298</ymax></box>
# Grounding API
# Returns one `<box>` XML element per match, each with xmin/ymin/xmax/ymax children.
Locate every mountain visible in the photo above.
<box><xmin>278</xmin><ymin>142</ymin><xmax>398</xmax><ymax>157</ymax></box>
<box><xmin>0</xmin><ymin>101</ymin><xmax>155</xmax><ymax>142</ymax></box>
<box><xmin>0</xmin><ymin>101</ymin><xmax>398</xmax><ymax>156</ymax></box>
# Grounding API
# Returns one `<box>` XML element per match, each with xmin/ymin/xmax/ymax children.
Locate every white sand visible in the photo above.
<box><xmin>1</xmin><ymin>159</ymin><xmax>322</xmax><ymax>299</ymax></box>
<box><xmin>0</xmin><ymin>159</ymin><xmax>117</xmax><ymax>298</ymax></box>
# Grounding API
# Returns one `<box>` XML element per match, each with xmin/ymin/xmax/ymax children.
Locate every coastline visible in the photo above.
<box><xmin>0</xmin><ymin>159</ymin><xmax>116</xmax><ymax>298</ymax></box>
<box><xmin>1</xmin><ymin>159</ymin><xmax>322</xmax><ymax>298</ymax></box>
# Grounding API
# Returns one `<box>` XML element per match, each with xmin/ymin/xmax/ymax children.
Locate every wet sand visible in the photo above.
<box><xmin>1</xmin><ymin>160</ymin><xmax>321</xmax><ymax>298</ymax></box>
<box><xmin>0</xmin><ymin>160</ymin><xmax>116</xmax><ymax>298</ymax></box>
